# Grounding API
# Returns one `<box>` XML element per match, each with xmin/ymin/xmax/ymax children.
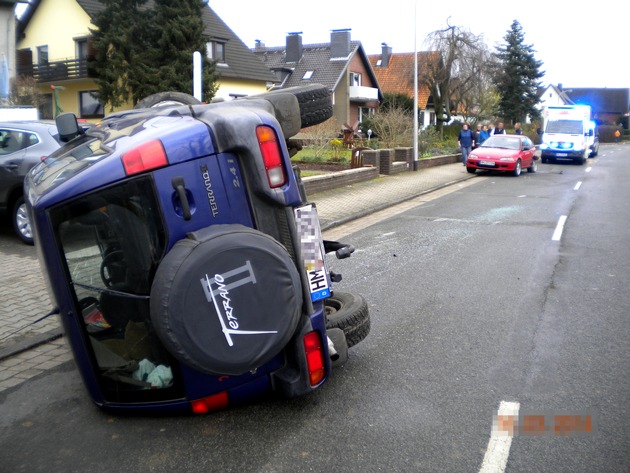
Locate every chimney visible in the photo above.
<box><xmin>381</xmin><ymin>42</ymin><xmax>392</xmax><ymax>67</ymax></box>
<box><xmin>255</xmin><ymin>39</ymin><xmax>265</xmax><ymax>51</ymax></box>
<box><xmin>285</xmin><ymin>32</ymin><xmax>303</xmax><ymax>63</ymax></box>
<box><xmin>330</xmin><ymin>29</ymin><xmax>351</xmax><ymax>59</ymax></box>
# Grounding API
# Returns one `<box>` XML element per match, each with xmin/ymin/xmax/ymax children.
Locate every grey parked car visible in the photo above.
<box><xmin>0</xmin><ymin>121</ymin><xmax>63</xmax><ymax>244</ymax></box>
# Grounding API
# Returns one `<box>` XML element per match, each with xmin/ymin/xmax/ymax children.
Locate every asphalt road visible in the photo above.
<box><xmin>1</xmin><ymin>146</ymin><xmax>628</xmax><ymax>472</ymax></box>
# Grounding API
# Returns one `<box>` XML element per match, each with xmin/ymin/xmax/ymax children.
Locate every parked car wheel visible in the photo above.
<box><xmin>527</xmin><ymin>159</ymin><xmax>537</xmax><ymax>173</ymax></box>
<box><xmin>150</xmin><ymin>224</ymin><xmax>303</xmax><ymax>376</ymax></box>
<box><xmin>324</xmin><ymin>292</ymin><xmax>370</xmax><ymax>348</ymax></box>
<box><xmin>134</xmin><ymin>91</ymin><xmax>202</xmax><ymax>109</ymax></box>
<box><xmin>12</xmin><ymin>197</ymin><xmax>34</xmax><ymax>245</ymax></box>
<box><xmin>466</xmin><ymin>167</ymin><xmax>476</xmax><ymax>174</ymax></box>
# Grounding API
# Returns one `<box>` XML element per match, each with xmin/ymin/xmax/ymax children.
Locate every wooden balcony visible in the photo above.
<box><xmin>17</xmin><ymin>58</ymin><xmax>97</xmax><ymax>83</ymax></box>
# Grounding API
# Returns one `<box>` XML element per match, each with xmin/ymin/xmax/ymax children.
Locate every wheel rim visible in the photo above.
<box><xmin>515</xmin><ymin>161</ymin><xmax>521</xmax><ymax>175</ymax></box>
<box><xmin>15</xmin><ymin>203</ymin><xmax>32</xmax><ymax>239</ymax></box>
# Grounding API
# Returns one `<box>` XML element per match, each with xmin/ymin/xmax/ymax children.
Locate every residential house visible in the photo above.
<box><xmin>537</xmin><ymin>84</ymin><xmax>630</xmax><ymax>128</ymax></box>
<box><xmin>565</xmin><ymin>88</ymin><xmax>629</xmax><ymax>127</ymax></box>
<box><xmin>368</xmin><ymin>44</ymin><xmax>439</xmax><ymax>128</ymax></box>
<box><xmin>253</xmin><ymin>29</ymin><xmax>382</xmax><ymax>132</ymax></box>
<box><xmin>15</xmin><ymin>0</ymin><xmax>275</xmax><ymax>119</ymax></box>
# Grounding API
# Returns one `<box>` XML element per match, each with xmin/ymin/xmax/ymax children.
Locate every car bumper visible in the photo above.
<box><xmin>466</xmin><ymin>159</ymin><xmax>517</xmax><ymax>171</ymax></box>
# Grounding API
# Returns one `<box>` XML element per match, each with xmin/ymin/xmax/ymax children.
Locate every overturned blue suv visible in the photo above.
<box><xmin>24</xmin><ymin>85</ymin><xmax>369</xmax><ymax>414</ymax></box>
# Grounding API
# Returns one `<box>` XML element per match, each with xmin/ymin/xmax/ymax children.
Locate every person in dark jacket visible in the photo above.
<box><xmin>458</xmin><ymin>123</ymin><xmax>475</xmax><ymax>165</ymax></box>
<box><xmin>492</xmin><ymin>122</ymin><xmax>506</xmax><ymax>135</ymax></box>
<box><xmin>514</xmin><ymin>122</ymin><xmax>523</xmax><ymax>135</ymax></box>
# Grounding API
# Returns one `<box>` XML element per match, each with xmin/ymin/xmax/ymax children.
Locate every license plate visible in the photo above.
<box><xmin>556</xmin><ymin>153</ymin><xmax>568</xmax><ymax>157</ymax></box>
<box><xmin>294</xmin><ymin>204</ymin><xmax>331</xmax><ymax>301</ymax></box>
<box><xmin>479</xmin><ymin>160</ymin><xmax>495</xmax><ymax>166</ymax></box>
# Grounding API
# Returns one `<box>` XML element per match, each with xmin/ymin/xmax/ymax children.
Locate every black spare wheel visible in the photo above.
<box><xmin>150</xmin><ymin>224</ymin><xmax>303</xmax><ymax>376</ymax></box>
<box><xmin>134</xmin><ymin>91</ymin><xmax>202</xmax><ymax>109</ymax></box>
<box><xmin>324</xmin><ymin>292</ymin><xmax>370</xmax><ymax>348</ymax></box>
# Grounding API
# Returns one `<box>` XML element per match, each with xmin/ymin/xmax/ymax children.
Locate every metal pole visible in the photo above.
<box><xmin>413</xmin><ymin>0</ymin><xmax>419</xmax><ymax>171</ymax></box>
<box><xmin>193</xmin><ymin>51</ymin><xmax>202</xmax><ymax>101</ymax></box>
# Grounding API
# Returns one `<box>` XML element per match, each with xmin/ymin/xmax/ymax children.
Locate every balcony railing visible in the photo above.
<box><xmin>349</xmin><ymin>85</ymin><xmax>379</xmax><ymax>102</ymax></box>
<box><xmin>17</xmin><ymin>58</ymin><xmax>97</xmax><ymax>83</ymax></box>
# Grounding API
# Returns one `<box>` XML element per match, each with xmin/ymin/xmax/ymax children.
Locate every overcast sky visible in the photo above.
<box><xmin>210</xmin><ymin>0</ymin><xmax>629</xmax><ymax>89</ymax></box>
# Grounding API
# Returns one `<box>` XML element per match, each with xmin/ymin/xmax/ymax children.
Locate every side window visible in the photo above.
<box><xmin>0</xmin><ymin>129</ymin><xmax>38</xmax><ymax>154</ymax></box>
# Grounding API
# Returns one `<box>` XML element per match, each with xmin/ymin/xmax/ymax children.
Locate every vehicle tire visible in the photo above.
<box><xmin>512</xmin><ymin>159</ymin><xmax>522</xmax><ymax>176</ymax></box>
<box><xmin>263</xmin><ymin>84</ymin><xmax>333</xmax><ymax>129</ymax></box>
<box><xmin>324</xmin><ymin>292</ymin><xmax>370</xmax><ymax>348</ymax></box>
<box><xmin>12</xmin><ymin>196</ymin><xmax>34</xmax><ymax>245</ymax></box>
<box><xmin>466</xmin><ymin>167</ymin><xmax>476</xmax><ymax>174</ymax></box>
<box><xmin>527</xmin><ymin>159</ymin><xmax>537</xmax><ymax>173</ymax></box>
<box><xmin>150</xmin><ymin>224</ymin><xmax>303</xmax><ymax>376</ymax></box>
<box><xmin>134</xmin><ymin>91</ymin><xmax>201</xmax><ymax>109</ymax></box>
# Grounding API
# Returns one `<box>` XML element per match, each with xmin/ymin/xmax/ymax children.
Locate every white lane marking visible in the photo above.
<box><xmin>552</xmin><ymin>215</ymin><xmax>568</xmax><ymax>241</ymax></box>
<box><xmin>585</xmin><ymin>167</ymin><xmax>592</xmax><ymax>172</ymax></box>
<box><xmin>574</xmin><ymin>181</ymin><xmax>582</xmax><ymax>190</ymax></box>
<box><xmin>479</xmin><ymin>401</ymin><xmax>520</xmax><ymax>473</ymax></box>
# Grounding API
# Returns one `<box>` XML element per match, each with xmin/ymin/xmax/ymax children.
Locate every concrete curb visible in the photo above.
<box><xmin>320</xmin><ymin>174</ymin><xmax>477</xmax><ymax>231</ymax></box>
<box><xmin>0</xmin><ymin>328</ymin><xmax>63</xmax><ymax>362</ymax></box>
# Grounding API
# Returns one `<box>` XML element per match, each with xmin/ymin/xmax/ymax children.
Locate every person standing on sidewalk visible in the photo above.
<box><xmin>458</xmin><ymin>123</ymin><xmax>475</xmax><ymax>166</ymax></box>
<box><xmin>514</xmin><ymin>122</ymin><xmax>523</xmax><ymax>135</ymax></box>
<box><xmin>492</xmin><ymin>122</ymin><xmax>506</xmax><ymax>135</ymax></box>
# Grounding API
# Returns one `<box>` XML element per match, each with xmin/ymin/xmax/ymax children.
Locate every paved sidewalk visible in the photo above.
<box><xmin>0</xmin><ymin>162</ymin><xmax>474</xmax><ymax>391</ymax></box>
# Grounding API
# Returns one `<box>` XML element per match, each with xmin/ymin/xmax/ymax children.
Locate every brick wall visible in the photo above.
<box><xmin>300</xmin><ymin>152</ymin><xmax>460</xmax><ymax>195</ymax></box>
<box><xmin>303</xmin><ymin>166</ymin><xmax>379</xmax><ymax>195</ymax></box>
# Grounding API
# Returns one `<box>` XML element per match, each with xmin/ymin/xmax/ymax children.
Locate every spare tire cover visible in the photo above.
<box><xmin>150</xmin><ymin>224</ymin><xmax>303</xmax><ymax>376</ymax></box>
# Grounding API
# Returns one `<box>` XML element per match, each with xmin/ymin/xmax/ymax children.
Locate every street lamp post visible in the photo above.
<box><xmin>413</xmin><ymin>0</ymin><xmax>419</xmax><ymax>171</ymax></box>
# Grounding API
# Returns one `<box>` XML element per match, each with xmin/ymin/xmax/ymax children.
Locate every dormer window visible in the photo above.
<box><xmin>206</xmin><ymin>41</ymin><xmax>226</xmax><ymax>63</ymax></box>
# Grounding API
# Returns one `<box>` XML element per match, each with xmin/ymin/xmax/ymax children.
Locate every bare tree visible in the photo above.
<box><xmin>420</xmin><ymin>19</ymin><xmax>489</xmax><ymax>133</ymax></box>
<box><xmin>371</xmin><ymin>105</ymin><xmax>414</xmax><ymax>148</ymax></box>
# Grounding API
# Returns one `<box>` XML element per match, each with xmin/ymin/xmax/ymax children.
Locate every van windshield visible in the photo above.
<box><xmin>545</xmin><ymin>120</ymin><xmax>584</xmax><ymax>134</ymax></box>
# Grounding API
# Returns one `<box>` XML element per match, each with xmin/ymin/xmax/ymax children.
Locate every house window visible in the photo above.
<box><xmin>79</xmin><ymin>91</ymin><xmax>104</xmax><ymax>119</ymax></box>
<box><xmin>349</xmin><ymin>72</ymin><xmax>361</xmax><ymax>87</ymax></box>
<box><xmin>76</xmin><ymin>39</ymin><xmax>88</xmax><ymax>60</ymax></box>
<box><xmin>206</xmin><ymin>41</ymin><xmax>226</xmax><ymax>63</ymax></box>
<box><xmin>37</xmin><ymin>45</ymin><xmax>49</xmax><ymax>65</ymax></box>
<box><xmin>303</xmin><ymin>70</ymin><xmax>314</xmax><ymax>80</ymax></box>
<box><xmin>358</xmin><ymin>107</ymin><xmax>374</xmax><ymax>123</ymax></box>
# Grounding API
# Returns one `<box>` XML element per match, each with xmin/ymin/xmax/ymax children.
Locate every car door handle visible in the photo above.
<box><xmin>172</xmin><ymin>176</ymin><xmax>192</xmax><ymax>221</ymax></box>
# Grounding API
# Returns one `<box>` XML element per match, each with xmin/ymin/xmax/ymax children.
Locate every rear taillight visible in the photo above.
<box><xmin>303</xmin><ymin>331</ymin><xmax>326</xmax><ymax>386</ymax></box>
<box><xmin>121</xmin><ymin>139</ymin><xmax>168</xmax><ymax>175</ymax></box>
<box><xmin>256</xmin><ymin>125</ymin><xmax>286</xmax><ymax>188</ymax></box>
<box><xmin>190</xmin><ymin>391</ymin><xmax>229</xmax><ymax>414</ymax></box>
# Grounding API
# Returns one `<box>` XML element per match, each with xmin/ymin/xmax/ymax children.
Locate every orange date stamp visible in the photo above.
<box><xmin>495</xmin><ymin>412</ymin><xmax>594</xmax><ymax>436</ymax></box>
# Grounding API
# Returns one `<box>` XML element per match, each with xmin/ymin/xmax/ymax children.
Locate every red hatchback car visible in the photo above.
<box><xmin>467</xmin><ymin>134</ymin><xmax>538</xmax><ymax>176</ymax></box>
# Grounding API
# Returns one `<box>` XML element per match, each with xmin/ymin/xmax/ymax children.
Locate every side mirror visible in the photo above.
<box><xmin>56</xmin><ymin>112</ymin><xmax>83</xmax><ymax>142</ymax></box>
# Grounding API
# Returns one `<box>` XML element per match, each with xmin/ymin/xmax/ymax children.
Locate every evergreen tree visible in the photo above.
<box><xmin>493</xmin><ymin>20</ymin><xmax>545</xmax><ymax>124</ymax></box>
<box><xmin>90</xmin><ymin>0</ymin><xmax>150</xmax><ymax>109</ymax></box>
<box><xmin>90</xmin><ymin>0</ymin><xmax>217</xmax><ymax>109</ymax></box>
<box><xmin>146</xmin><ymin>0</ymin><xmax>218</xmax><ymax>102</ymax></box>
